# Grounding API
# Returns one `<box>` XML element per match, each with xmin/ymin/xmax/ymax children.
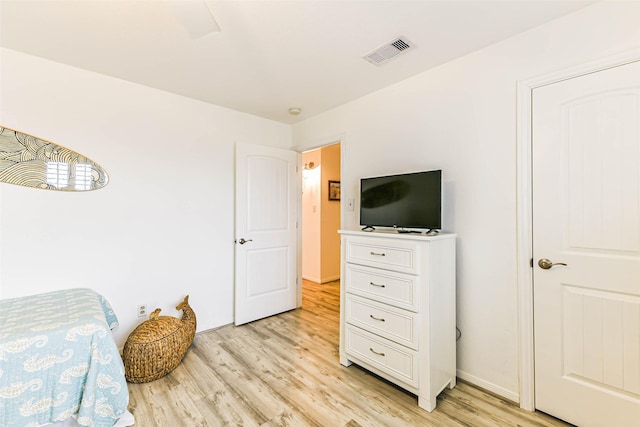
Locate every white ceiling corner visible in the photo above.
<box><xmin>0</xmin><ymin>0</ymin><xmax>595</xmax><ymax>124</ymax></box>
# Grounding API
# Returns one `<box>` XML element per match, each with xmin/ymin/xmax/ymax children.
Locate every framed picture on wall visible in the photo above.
<box><xmin>328</xmin><ymin>180</ymin><xmax>340</xmax><ymax>201</ymax></box>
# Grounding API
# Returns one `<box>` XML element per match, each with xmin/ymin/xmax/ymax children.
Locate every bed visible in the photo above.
<box><xmin>0</xmin><ymin>288</ymin><xmax>132</xmax><ymax>427</ymax></box>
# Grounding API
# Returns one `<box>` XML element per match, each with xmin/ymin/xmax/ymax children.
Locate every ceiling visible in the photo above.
<box><xmin>0</xmin><ymin>0</ymin><xmax>593</xmax><ymax>124</ymax></box>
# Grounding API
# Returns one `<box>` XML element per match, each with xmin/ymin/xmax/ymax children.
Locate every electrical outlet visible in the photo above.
<box><xmin>137</xmin><ymin>304</ymin><xmax>147</xmax><ymax>318</ymax></box>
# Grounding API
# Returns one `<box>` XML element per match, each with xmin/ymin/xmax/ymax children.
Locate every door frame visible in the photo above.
<box><xmin>292</xmin><ymin>133</ymin><xmax>346</xmax><ymax>307</ymax></box>
<box><xmin>516</xmin><ymin>48</ymin><xmax>640</xmax><ymax>411</ymax></box>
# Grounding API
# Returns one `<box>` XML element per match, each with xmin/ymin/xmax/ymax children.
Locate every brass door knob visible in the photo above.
<box><xmin>538</xmin><ymin>258</ymin><xmax>567</xmax><ymax>270</ymax></box>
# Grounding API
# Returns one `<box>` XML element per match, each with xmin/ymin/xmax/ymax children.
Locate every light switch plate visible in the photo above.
<box><xmin>347</xmin><ymin>198</ymin><xmax>355</xmax><ymax>211</ymax></box>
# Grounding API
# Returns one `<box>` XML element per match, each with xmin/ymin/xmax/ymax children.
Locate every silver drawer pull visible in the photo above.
<box><xmin>369</xmin><ymin>282</ymin><xmax>386</xmax><ymax>288</ymax></box>
<box><xmin>369</xmin><ymin>348</ymin><xmax>385</xmax><ymax>357</ymax></box>
<box><xmin>369</xmin><ymin>314</ymin><xmax>385</xmax><ymax>322</ymax></box>
<box><xmin>370</xmin><ymin>251</ymin><xmax>386</xmax><ymax>256</ymax></box>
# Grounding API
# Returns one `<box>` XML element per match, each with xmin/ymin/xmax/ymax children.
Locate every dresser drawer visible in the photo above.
<box><xmin>345</xmin><ymin>237</ymin><xmax>420</xmax><ymax>274</ymax></box>
<box><xmin>345</xmin><ymin>264</ymin><xmax>418</xmax><ymax>311</ymax></box>
<box><xmin>345</xmin><ymin>294</ymin><xmax>418</xmax><ymax>349</ymax></box>
<box><xmin>345</xmin><ymin>324</ymin><xmax>418</xmax><ymax>388</ymax></box>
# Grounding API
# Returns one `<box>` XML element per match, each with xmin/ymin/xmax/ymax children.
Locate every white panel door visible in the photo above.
<box><xmin>533</xmin><ymin>60</ymin><xmax>640</xmax><ymax>426</ymax></box>
<box><xmin>235</xmin><ymin>143</ymin><xmax>298</xmax><ymax>326</ymax></box>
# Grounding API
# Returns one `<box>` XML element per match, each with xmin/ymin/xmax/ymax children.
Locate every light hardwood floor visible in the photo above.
<box><xmin>127</xmin><ymin>280</ymin><xmax>571</xmax><ymax>426</ymax></box>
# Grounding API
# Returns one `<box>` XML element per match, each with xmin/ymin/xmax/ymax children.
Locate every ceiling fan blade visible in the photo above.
<box><xmin>166</xmin><ymin>0</ymin><xmax>220</xmax><ymax>39</ymax></box>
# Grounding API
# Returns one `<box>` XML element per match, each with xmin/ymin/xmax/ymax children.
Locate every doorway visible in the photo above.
<box><xmin>234</xmin><ymin>143</ymin><xmax>298</xmax><ymax>326</ymax></box>
<box><xmin>301</xmin><ymin>143</ymin><xmax>341</xmax><ymax>286</ymax></box>
<box><xmin>517</xmin><ymin>51</ymin><xmax>640</xmax><ymax>425</ymax></box>
<box><xmin>531</xmin><ymin>59</ymin><xmax>640</xmax><ymax>427</ymax></box>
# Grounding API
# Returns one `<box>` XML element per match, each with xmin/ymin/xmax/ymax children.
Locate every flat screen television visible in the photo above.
<box><xmin>360</xmin><ymin>169</ymin><xmax>441</xmax><ymax>232</ymax></box>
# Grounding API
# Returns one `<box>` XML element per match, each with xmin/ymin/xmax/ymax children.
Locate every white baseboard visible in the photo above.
<box><xmin>321</xmin><ymin>275</ymin><xmax>340</xmax><ymax>284</ymax></box>
<box><xmin>302</xmin><ymin>274</ymin><xmax>340</xmax><ymax>284</ymax></box>
<box><xmin>456</xmin><ymin>369</ymin><xmax>520</xmax><ymax>404</ymax></box>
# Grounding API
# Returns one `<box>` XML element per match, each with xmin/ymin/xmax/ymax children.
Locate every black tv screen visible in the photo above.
<box><xmin>360</xmin><ymin>170</ymin><xmax>441</xmax><ymax>230</ymax></box>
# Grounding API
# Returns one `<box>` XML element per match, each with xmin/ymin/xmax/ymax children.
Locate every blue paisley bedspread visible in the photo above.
<box><xmin>0</xmin><ymin>288</ymin><xmax>129</xmax><ymax>427</ymax></box>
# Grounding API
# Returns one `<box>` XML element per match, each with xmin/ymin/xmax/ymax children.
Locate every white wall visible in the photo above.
<box><xmin>301</xmin><ymin>150</ymin><xmax>321</xmax><ymax>281</ymax></box>
<box><xmin>0</xmin><ymin>48</ymin><xmax>291</xmax><ymax>347</ymax></box>
<box><xmin>292</xmin><ymin>1</ymin><xmax>640</xmax><ymax>401</ymax></box>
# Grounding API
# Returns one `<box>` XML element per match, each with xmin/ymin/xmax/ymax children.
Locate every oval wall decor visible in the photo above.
<box><xmin>0</xmin><ymin>126</ymin><xmax>109</xmax><ymax>191</ymax></box>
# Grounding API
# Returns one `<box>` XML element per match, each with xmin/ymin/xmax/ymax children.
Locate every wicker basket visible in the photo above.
<box><xmin>123</xmin><ymin>295</ymin><xmax>196</xmax><ymax>383</ymax></box>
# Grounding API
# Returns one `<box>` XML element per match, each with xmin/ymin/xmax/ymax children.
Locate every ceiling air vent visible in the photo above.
<box><xmin>363</xmin><ymin>36</ymin><xmax>415</xmax><ymax>66</ymax></box>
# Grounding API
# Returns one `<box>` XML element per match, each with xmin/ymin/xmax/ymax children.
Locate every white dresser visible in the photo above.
<box><xmin>339</xmin><ymin>229</ymin><xmax>456</xmax><ymax>412</ymax></box>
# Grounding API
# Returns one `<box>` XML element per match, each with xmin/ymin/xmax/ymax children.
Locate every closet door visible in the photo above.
<box><xmin>533</xmin><ymin>60</ymin><xmax>640</xmax><ymax>426</ymax></box>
